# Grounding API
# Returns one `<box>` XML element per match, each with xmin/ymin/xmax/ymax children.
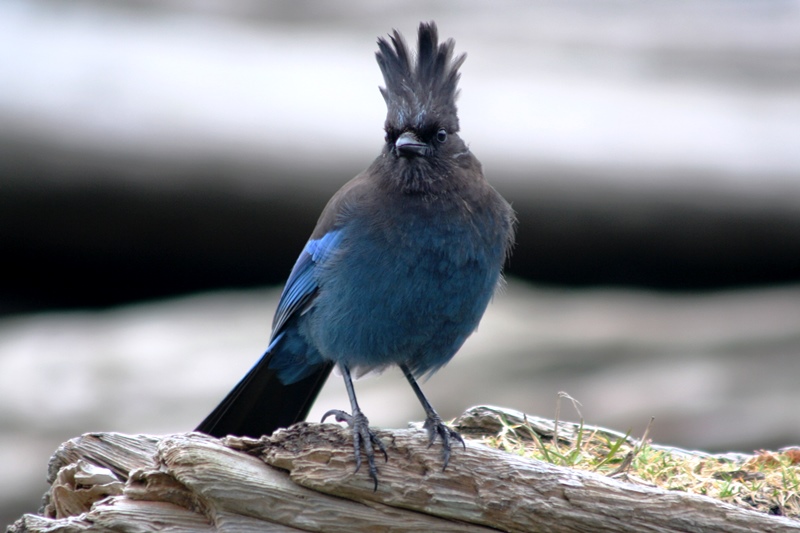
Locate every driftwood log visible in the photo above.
<box><xmin>8</xmin><ymin>407</ymin><xmax>800</xmax><ymax>532</ymax></box>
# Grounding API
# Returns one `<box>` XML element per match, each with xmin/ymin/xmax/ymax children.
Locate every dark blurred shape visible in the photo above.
<box><xmin>508</xmin><ymin>174</ymin><xmax>800</xmax><ymax>290</ymax></box>
<box><xmin>3</xmin><ymin>139</ymin><xmax>800</xmax><ymax>314</ymax></box>
<box><xmin>0</xmin><ymin>140</ymin><xmax>327</xmax><ymax>313</ymax></box>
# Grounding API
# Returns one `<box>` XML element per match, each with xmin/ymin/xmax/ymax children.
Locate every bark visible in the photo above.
<box><xmin>8</xmin><ymin>407</ymin><xmax>799</xmax><ymax>533</ymax></box>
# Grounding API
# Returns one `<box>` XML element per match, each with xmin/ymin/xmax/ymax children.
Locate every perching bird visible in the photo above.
<box><xmin>196</xmin><ymin>22</ymin><xmax>515</xmax><ymax>487</ymax></box>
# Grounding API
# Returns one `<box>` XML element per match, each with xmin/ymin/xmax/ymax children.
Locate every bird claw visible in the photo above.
<box><xmin>322</xmin><ymin>409</ymin><xmax>388</xmax><ymax>490</ymax></box>
<box><xmin>321</xmin><ymin>409</ymin><xmax>353</xmax><ymax>425</ymax></box>
<box><xmin>423</xmin><ymin>414</ymin><xmax>466</xmax><ymax>471</ymax></box>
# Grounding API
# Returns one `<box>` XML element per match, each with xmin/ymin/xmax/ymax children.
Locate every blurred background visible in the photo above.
<box><xmin>2</xmin><ymin>0</ymin><xmax>800</xmax><ymax>526</ymax></box>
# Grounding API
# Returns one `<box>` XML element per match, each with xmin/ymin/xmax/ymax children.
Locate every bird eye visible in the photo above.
<box><xmin>436</xmin><ymin>129</ymin><xmax>447</xmax><ymax>143</ymax></box>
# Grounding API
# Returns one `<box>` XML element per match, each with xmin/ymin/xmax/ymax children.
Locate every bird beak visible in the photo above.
<box><xmin>395</xmin><ymin>131</ymin><xmax>427</xmax><ymax>157</ymax></box>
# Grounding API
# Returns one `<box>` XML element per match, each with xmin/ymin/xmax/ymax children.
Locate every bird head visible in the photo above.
<box><xmin>376</xmin><ymin>22</ymin><xmax>468</xmax><ymax>180</ymax></box>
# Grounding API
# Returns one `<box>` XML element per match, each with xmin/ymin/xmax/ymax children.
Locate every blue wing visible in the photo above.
<box><xmin>269</xmin><ymin>229</ymin><xmax>344</xmax><ymax>343</ymax></box>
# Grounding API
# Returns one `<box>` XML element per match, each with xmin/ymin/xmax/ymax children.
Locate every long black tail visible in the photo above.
<box><xmin>196</xmin><ymin>353</ymin><xmax>334</xmax><ymax>439</ymax></box>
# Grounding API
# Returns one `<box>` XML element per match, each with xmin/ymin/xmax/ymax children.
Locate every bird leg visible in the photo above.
<box><xmin>400</xmin><ymin>363</ymin><xmax>466</xmax><ymax>470</ymax></box>
<box><xmin>321</xmin><ymin>364</ymin><xmax>387</xmax><ymax>490</ymax></box>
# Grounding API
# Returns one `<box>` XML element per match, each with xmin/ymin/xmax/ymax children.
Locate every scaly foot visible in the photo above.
<box><xmin>423</xmin><ymin>413</ymin><xmax>466</xmax><ymax>470</ymax></box>
<box><xmin>322</xmin><ymin>408</ymin><xmax>388</xmax><ymax>490</ymax></box>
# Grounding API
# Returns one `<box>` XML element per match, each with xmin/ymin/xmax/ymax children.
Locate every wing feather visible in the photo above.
<box><xmin>270</xmin><ymin>230</ymin><xmax>344</xmax><ymax>338</ymax></box>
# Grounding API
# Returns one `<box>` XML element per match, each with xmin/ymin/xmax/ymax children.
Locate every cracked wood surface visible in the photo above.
<box><xmin>9</xmin><ymin>408</ymin><xmax>800</xmax><ymax>533</ymax></box>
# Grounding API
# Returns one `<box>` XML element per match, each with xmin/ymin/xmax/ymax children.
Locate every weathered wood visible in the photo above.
<box><xmin>156</xmin><ymin>433</ymin><xmax>491</xmax><ymax>532</ymax></box>
<box><xmin>47</xmin><ymin>433</ymin><xmax>160</xmax><ymax>486</ymax></box>
<box><xmin>8</xmin><ymin>408</ymin><xmax>800</xmax><ymax>533</ymax></box>
<box><xmin>261</xmin><ymin>424</ymin><xmax>798</xmax><ymax>533</ymax></box>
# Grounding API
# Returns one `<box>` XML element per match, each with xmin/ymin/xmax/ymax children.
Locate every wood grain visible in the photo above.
<box><xmin>9</xmin><ymin>408</ymin><xmax>799</xmax><ymax>532</ymax></box>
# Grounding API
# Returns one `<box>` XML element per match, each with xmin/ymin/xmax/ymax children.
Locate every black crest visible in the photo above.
<box><xmin>376</xmin><ymin>22</ymin><xmax>466</xmax><ymax>134</ymax></box>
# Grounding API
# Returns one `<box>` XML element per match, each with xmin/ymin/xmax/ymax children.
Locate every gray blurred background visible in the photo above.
<box><xmin>2</xmin><ymin>0</ymin><xmax>800</xmax><ymax>526</ymax></box>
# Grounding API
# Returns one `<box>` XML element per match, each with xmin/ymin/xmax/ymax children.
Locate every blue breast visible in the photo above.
<box><xmin>299</xmin><ymin>193</ymin><xmax>508</xmax><ymax>377</ymax></box>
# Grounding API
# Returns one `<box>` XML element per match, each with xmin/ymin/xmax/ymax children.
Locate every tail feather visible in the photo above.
<box><xmin>196</xmin><ymin>352</ymin><xmax>333</xmax><ymax>439</ymax></box>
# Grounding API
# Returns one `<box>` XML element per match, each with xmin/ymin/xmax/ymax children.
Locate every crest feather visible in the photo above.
<box><xmin>376</xmin><ymin>22</ymin><xmax>465</xmax><ymax>133</ymax></box>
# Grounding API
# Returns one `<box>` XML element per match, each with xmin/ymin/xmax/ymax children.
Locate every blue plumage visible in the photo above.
<box><xmin>197</xmin><ymin>22</ymin><xmax>515</xmax><ymax>488</ymax></box>
<box><xmin>270</xmin><ymin>230</ymin><xmax>344</xmax><ymax>345</ymax></box>
<box><xmin>295</xmin><ymin>186</ymin><xmax>509</xmax><ymax>378</ymax></box>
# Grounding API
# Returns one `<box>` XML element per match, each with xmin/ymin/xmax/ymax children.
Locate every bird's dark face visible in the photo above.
<box><xmin>382</xmin><ymin>115</ymin><xmax>470</xmax><ymax>194</ymax></box>
<box><xmin>386</xmin><ymin>121</ymin><xmax>449</xmax><ymax>159</ymax></box>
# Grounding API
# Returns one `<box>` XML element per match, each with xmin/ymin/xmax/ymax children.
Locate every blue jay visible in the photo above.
<box><xmin>197</xmin><ymin>22</ymin><xmax>515</xmax><ymax>488</ymax></box>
